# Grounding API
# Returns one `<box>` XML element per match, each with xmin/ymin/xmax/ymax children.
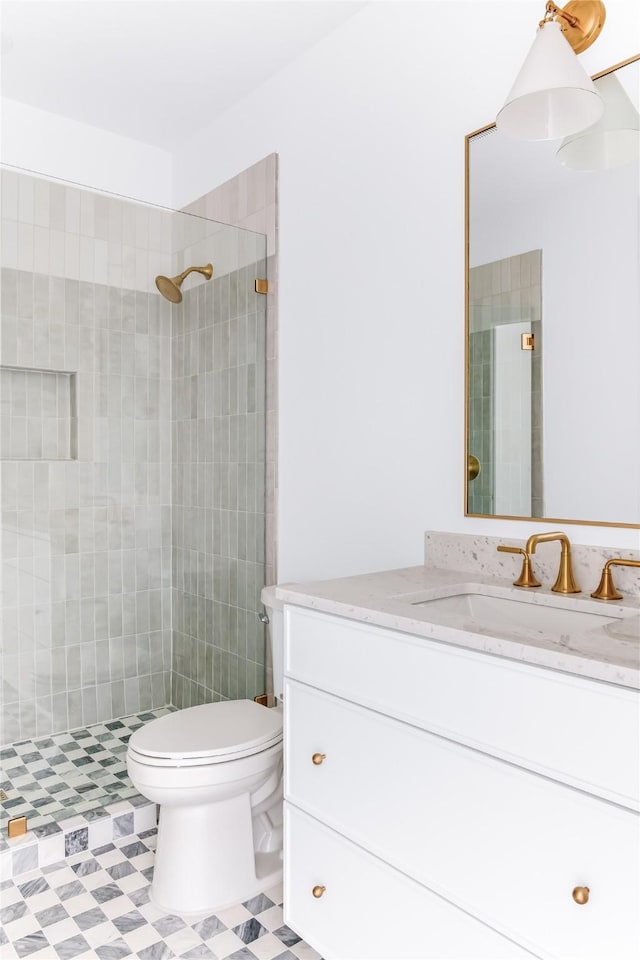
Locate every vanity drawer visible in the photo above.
<box><xmin>285</xmin><ymin>679</ymin><xmax>640</xmax><ymax>960</ymax></box>
<box><xmin>284</xmin><ymin>803</ymin><xmax>534</xmax><ymax>960</ymax></box>
<box><xmin>285</xmin><ymin>605</ymin><xmax>640</xmax><ymax>809</ymax></box>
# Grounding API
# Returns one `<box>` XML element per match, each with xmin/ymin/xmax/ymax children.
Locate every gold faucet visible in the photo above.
<box><xmin>591</xmin><ymin>558</ymin><xmax>640</xmax><ymax>601</ymax></box>
<box><xmin>524</xmin><ymin>531</ymin><xmax>580</xmax><ymax>594</ymax></box>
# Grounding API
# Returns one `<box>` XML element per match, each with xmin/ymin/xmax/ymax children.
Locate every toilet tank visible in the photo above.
<box><xmin>261</xmin><ymin>586</ymin><xmax>284</xmax><ymax>703</ymax></box>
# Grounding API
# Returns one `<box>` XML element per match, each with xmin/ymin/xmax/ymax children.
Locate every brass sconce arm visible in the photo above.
<box><xmin>537</xmin><ymin>1</ymin><xmax>606</xmax><ymax>54</ymax></box>
<box><xmin>497</xmin><ymin>545</ymin><xmax>541</xmax><ymax>588</ymax></box>
<box><xmin>540</xmin><ymin>1</ymin><xmax>578</xmax><ymax>30</ymax></box>
<box><xmin>525</xmin><ymin>531</ymin><xmax>581</xmax><ymax>594</ymax></box>
<box><xmin>591</xmin><ymin>558</ymin><xmax>640</xmax><ymax>601</ymax></box>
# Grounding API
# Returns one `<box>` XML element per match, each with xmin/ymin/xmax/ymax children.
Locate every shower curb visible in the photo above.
<box><xmin>0</xmin><ymin>795</ymin><xmax>157</xmax><ymax>882</ymax></box>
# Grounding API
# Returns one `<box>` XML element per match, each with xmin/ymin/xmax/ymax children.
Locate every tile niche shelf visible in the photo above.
<box><xmin>0</xmin><ymin>365</ymin><xmax>77</xmax><ymax>460</ymax></box>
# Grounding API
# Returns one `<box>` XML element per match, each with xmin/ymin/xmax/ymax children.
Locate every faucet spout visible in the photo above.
<box><xmin>525</xmin><ymin>531</ymin><xmax>581</xmax><ymax>594</ymax></box>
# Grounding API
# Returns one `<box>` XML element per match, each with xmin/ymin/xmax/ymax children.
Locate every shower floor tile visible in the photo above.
<box><xmin>0</xmin><ymin>828</ymin><xmax>322</xmax><ymax>960</ymax></box>
<box><xmin>1</xmin><ymin>710</ymin><xmax>174</xmax><ymax>841</ymax></box>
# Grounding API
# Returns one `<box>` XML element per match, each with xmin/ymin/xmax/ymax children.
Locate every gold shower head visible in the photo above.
<box><xmin>155</xmin><ymin>263</ymin><xmax>213</xmax><ymax>303</ymax></box>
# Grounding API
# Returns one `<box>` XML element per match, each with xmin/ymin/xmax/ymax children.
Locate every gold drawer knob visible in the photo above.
<box><xmin>312</xmin><ymin>753</ymin><xmax>326</xmax><ymax>765</ymax></box>
<box><xmin>572</xmin><ymin>886</ymin><xmax>590</xmax><ymax>905</ymax></box>
<box><xmin>312</xmin><ymin>885</ymin><xmax>326</xmax><ymax>898</ymax></box>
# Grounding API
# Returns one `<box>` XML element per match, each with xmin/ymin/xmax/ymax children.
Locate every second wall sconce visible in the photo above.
<box><xmin>556</xmin><ymin>68</ymin><xmax>640</xmax><ymax>170</ymax></box>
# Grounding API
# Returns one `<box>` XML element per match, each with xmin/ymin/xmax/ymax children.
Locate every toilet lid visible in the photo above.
<box><xmin>129</xmin><ymin>700</ymin><xmax>283</xmax><ymax>763</ymax></box>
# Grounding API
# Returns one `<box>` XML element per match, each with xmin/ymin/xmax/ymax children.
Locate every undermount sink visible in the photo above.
<box><xmin>401</xmin><ymin>585</ymin><xmax>639</xmax><ymax>639</ymax></box>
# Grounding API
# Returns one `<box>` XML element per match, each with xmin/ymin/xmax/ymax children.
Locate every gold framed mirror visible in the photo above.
<box><xmin>465</xmin><ymin>54</ymin><xmax>640</xmax><ymax>529</ymax></box>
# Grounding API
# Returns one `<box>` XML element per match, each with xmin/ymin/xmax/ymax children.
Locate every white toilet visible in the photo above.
<box><xmin>127</xmin><ymin>591</ymin><xmax>284</xmax><ymax>915</ymax></box>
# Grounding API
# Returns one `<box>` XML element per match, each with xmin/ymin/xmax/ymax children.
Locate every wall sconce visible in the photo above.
<box><xmin>497</xmin><ymin>1</ymin><xmax>606</xmax><ymax>141</ymax></box>
<box><xmin>556</xmin><ymin>69</ymin><xmax>640</xmax><ymax>170</ymax></box>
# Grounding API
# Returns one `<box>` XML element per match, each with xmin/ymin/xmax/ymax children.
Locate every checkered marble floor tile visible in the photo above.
<box><xmin>0</xmin><ymin>828</ymin><xmax>321</xmax><ymax>960</ymax></box>
<box><xmin>1</xmin><ymin>710</ymin><xmax>174</xmax><ymax>839</ymax></box>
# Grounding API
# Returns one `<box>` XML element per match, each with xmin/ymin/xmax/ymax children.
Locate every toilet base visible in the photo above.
<box><xmin>149</xmin><ymin>850</ymin><xmax>283</xmax><ymax>917</ymax></box>
<box><xmin>151</xmin><ymin>791</ymin><xmax>282</xmax><ymax>915</ymax></box>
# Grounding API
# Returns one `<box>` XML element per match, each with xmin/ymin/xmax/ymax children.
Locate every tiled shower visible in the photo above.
<box><xmin>468</xmin><ymin>249</ymin><xmax>543</xmax><ymax>517</ymax></box>
<box><xmin>0</xmin><ymin>167</ymin><xmax>268</xmax><ymax>747</ymax></box>
<box><xmin>171</xmin><ymin>261</ymin><xmax>268</xmax><ymax>707</ymax></box>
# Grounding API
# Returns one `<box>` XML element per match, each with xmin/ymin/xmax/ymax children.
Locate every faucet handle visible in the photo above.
<box><xmin>591</xmin><ymin>558</ymin><xmax>640</xmax><ymax>601</ymax></box>
<box><xmin>497</xmin><ymin>545</ymin><xmax>541</xmax><ymax>589</ymax></box>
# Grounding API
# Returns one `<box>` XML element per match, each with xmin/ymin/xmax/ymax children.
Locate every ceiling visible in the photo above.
<box><xmin>0</xmin><ymin>1</ymin><xmax>367</xmax><ymax>150</ymax></box>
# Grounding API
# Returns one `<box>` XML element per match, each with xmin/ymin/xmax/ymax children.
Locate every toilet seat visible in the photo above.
<box><xmin>128</xmin><ymin>700</ymin><xmax>283</xmax><ymax>767</ymax></box>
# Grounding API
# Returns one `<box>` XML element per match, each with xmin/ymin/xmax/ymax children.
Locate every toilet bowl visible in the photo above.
<box><xmin>127</xmin><ymin>697</ymin><xmax>284</xmax><ymax>915</ymax></box>
<box><xmin>127</xmin><ymin>589</ymin><xmax>285</xmax><ymax>914</ymax></box>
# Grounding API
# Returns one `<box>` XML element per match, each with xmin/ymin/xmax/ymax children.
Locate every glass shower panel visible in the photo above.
<box><xmin>0</xmin><ymin>165</ymin><xmax>267</xmax><ymax>765</ymax></box>
<box><xmin>170</xmin><ymin>211</ymin><xmax>268</xmax><ymax>709</ymax></box>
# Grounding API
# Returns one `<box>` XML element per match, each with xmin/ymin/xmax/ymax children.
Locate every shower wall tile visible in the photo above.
<box><xmin>0</xmin><ymin>367</ymin><xmax>75</xmax><ymax>461</ymax></box>
<box><xmin>181</xmin><ymin>155</ymin><xmax>278</xmax><ymax>590</ymax></box>
<box><xmin>1</xmin><ymin>170</ymin><xmax>173</xmax><ymax>744</ymax></box>
<box><xmin>170</xmin><ymin>261</ymin><xmax>267</xmax><ymax>708</ymax></box>
<box><xmin>171</xmin><ymin>157</ymin><xmax>276</xmax><ymax>706</ymax></box>
<box><xmin>2</xmin><ymin>166</ymin><xmax>273</xmax><ymax>737</ymax></box>
<box><xmin>1</xmin><ymin>170</ymin><xmax>173</xmax><ymax>295</ymax></box>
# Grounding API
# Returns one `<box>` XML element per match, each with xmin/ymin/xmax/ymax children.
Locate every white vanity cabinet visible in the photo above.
<box><xmin>283</xmin><ymin>605</ymin><xmax>640</xmax><ymax>960</ymax></box>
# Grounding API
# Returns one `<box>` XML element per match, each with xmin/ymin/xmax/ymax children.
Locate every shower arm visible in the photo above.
<box><xmin>175</xmin><ymin>265</ymin><xmax>213</xmax><ymax>284</ymax></box>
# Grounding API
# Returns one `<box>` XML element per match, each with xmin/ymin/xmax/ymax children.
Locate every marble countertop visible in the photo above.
<box><xmin>272</xmin><ymin>565</ymin><xmax>640</xmax><ymax>689</ymax></box>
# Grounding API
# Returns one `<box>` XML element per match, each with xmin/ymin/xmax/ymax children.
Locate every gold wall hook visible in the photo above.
<box><xmin>497</xmin><ymin>545</ymin><xmax>542</xmax><ymax>588</ymax></box>
<box><xmin>591</xmin><ymin>558</ymin><xmax>640</xmax><ymax>600</ymax></box>
<box><xmin>312</xmin><ymin>885</ymin><xmax>326</xmax><ymax>898</ymax></box>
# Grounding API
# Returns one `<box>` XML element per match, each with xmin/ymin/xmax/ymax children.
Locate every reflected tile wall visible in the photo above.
<box><xmin>468</xmin><ymin>250</ymin><xmax>543</xmax><ymax>518</ymax></box>
<box><xmin>468</xmin><ymin>328</ymin><xmax>494</xmax><ymax>515</ymax></box>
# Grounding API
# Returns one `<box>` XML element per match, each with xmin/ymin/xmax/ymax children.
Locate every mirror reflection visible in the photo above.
<box><xmin>466</xmin><ymin>56</ymin><xmax>640</xmax><ymax>528</ymax></box>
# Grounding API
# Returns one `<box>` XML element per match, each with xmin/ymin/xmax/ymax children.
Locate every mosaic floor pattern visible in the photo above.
<box><xmin>1</xmin><ymin>710</ymin><xmax>174</xmax><ymax>839</ymax></box>
<box><xmin>0</xmin><ymin>827</ymin><xmax>321</xmax><ymax>960</ymax></box>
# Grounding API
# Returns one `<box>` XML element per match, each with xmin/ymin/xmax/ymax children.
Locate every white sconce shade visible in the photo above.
<box><xmin>497</xmin><ymin>21</ymin><xmax>604</xmax><ymax>140</ymax></box>
<box><xmin>556</xmin><ymin>72</ymin><xmax>640</xmax><ymax>170</ymax></box>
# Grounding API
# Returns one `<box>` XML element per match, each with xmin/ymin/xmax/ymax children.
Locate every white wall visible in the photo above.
<box><xmin>1</xmin><ymin>99</ymin><xmax>173</xmax><ymax>207</ymax></box>
<box><xmin>171</xmin><ymin>0</ymin><xmax>639</xmax><ymax>581</ymax></box>
<box><xmin>3</xmin><ymin>3</ymin><xmax>638</xmax><ymax>582</ymax></box>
